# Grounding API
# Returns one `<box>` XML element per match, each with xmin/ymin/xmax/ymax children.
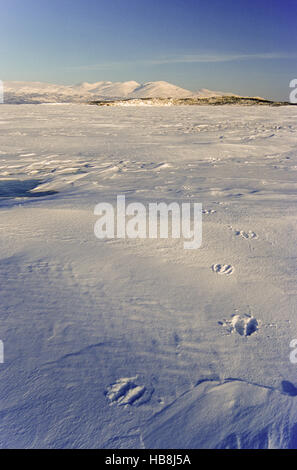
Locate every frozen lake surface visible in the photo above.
<box><xmin>0</xmin><ymin>104</ymin><xmax>297</xmax><ymax>448</ymax></box>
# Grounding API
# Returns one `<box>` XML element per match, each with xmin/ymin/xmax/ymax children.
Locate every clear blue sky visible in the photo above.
<box><xmin>1</xmin><ymin>0</ymin><xmax>297</xmax><ymax>99</ymax></box>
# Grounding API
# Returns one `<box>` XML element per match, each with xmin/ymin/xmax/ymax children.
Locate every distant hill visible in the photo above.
<box><xmin>89</xmin><ymin>96</ymin><xmax>291</xmax><ymax>107</ymax></box>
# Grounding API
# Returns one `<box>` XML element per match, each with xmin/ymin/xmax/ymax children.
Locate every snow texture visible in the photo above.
<box><xmin>0</xmin><ymin>104</ymin><xmax>296</xmax><ymax>448</ymax></box>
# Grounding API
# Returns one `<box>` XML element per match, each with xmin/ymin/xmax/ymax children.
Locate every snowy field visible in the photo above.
<box><xmin>0</xmin><ymin>104</ymin><xmax>297</xmax><ymax>448</ymax></box>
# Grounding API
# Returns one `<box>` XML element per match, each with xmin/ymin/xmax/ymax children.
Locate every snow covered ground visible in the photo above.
<box><xmin>0</xmin><ymin>104</ymin><xmax>297</xmax><ymax>448</ymax></box>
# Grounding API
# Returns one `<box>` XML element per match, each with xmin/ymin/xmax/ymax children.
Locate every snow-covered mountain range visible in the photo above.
<box><xmin>3</xmin><ymin>80</ymin><xmax>238</xmax><ymax>104</ymax></box>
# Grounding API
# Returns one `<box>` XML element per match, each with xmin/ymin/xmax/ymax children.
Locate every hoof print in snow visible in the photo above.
<box><xmin>105</xmin><ymin>376</ymin><xmax>146</xmax><ymax>406</ymax></box>
<box><xmin>235</xmin><ymin>230</ymin><xmax>258</xmax><ymax>239</ymax></box>
<box><xmin>202</xmin><ymin>209</ymin><xmax>216</xmax><ymax>215</ymax></box>
<box><xmin>220</xmin><ymin>314</ymin><xmax>259</xmax><ymax>336</ymax></box>
<box><xmin>212</xmin><ymin>264</ymin><xmax>234</xmax><ymax>275</ymax></box>
<box><xmin>231</xmin><ymin>314</ymin><xmax>258</xmax><ymax>336</ymax></box>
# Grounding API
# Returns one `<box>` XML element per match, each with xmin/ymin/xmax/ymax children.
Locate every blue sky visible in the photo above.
<box><xmin>1</xmin><ymin>0</ymin><xmax>297</xmax><ymax>99</ymax></box>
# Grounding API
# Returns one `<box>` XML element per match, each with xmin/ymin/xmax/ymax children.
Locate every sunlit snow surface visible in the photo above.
<box><xmin>0</xmin><ymin>104</ymin><xmax>297</xmax><ymax>448</ymax></box>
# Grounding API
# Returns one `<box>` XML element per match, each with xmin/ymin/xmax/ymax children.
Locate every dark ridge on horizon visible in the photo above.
<box><xmin>89</xmin><ymin>96</ymin><xmax>293</xmax><ymax>107</ymax></box>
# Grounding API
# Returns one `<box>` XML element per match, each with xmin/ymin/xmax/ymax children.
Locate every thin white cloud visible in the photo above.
<box><xmin>149</xmin><ymin>52</ymin><xmax>296</xmax><ymax>64</ymax></box>
<box><xmin>67</xmin><ymin>52</ymin><xmax>297</xmax><ymax>70</ymax></box>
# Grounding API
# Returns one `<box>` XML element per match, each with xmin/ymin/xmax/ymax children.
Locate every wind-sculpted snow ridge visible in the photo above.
<box><xmin>143</xmin><ymin>378</ymin><xmax>297</xmax><ymax>449</ymax></box>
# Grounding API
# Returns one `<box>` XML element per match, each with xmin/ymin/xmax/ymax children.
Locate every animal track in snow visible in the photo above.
<box><xmin>235</xmin><ymin>230</ymin><xmax>258</xmax><ymax>240</ymax></box>
<box><xmin>219</xmin><ymin>314</ymin><xmax>259</xmax><ymax>336</ymax></box>
<box><xmin>212</xmin><ymin>264</ymin><xmax>234</xmax><ymax>275</ymax></box>
<box><xmin>105</xmin><ymin>376</ymin><xmax>146</xmax><ymax>406</ymax></box>
<box><xmin>202</xmin><ymin>209</ymin><xmax>216</xmax><ymax>215</ymax></box>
